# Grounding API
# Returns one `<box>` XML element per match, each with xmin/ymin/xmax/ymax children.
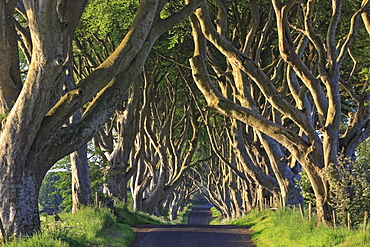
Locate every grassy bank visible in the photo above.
<box><xmin>211</xmin><ymin>208</ymin><xmax>370</xmax><ymax>247</ymax></box>
<box><xmin>3</xmin><ymin>203</ymin><xmax>193</xmax><ymax>247</ymax></box>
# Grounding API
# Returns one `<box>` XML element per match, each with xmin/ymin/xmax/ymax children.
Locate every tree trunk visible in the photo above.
<box><xmin>0</xmin><ymin>167</ymin><xmax>43</xmax><ymax>236</ymax></box>
<box><xmin>131</xmin><ymin>159</ymin><xmax>150</xmax><ymax>212</ymax></box>
<box><xmin>0</xmin><ymin>1</ymin><xmax>21</xmax><ymax>113</ymax></box>
<box><xmin>103</xmin><ymin>81</ymin><xmax>140</xmax><ymax>201</ymax></box>
<box><xmin>71</xmin><ymin>145</ymin><xmax>92</xmax><ymax>213</ymax></box>
<box><xmin>0</xmin><ymin>0</ymin><xmax>203</xmax><ymax>236</ymax></box>
<box><xmin>258</xmin><ymin>133</ymin><xmax>303</xmax><ymax>206</ymax></box>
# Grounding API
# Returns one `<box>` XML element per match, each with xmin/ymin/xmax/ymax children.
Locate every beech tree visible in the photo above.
<box><xmin>188</xmin><ymin>0</ymin><xmax>370</xmax><ymax>224</ymax></box>
<box><xmin>72</xmin><ymin>1</ymin><xmax>141</xmax><ymax>202</ymax></box>
<box><xmin>166</xmin><ymin>178</ymin><xmax>198</xmax><ymax>221</ymax></box>
<box><xmin>130</xmin><ymin>65</ymin><xmax>202</xmax><ymax>214</ymax></box>
<box><xmin>0</xmin><ymin>0</ymin><xmax>202</xmax><ymax>236</ymax></box>
<box><xmin>73</xmin><ymin>0</ymin><xmax>204</xmax><ymax>214</ymax></box>
<box><xmin>2</xmin><ymin>0</ymin><xmax>370</xmax><ymax>237</ymax></box>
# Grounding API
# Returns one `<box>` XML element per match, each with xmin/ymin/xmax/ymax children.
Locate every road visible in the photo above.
<box><xmin>130</xmin><ymin>204</ymin><xmax>256</xmax><ymax>247</ymax></box>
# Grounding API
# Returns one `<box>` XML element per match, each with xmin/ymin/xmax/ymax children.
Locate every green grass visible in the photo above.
<box><xmin>173</xmin><ymin>204</ymin><xmax>198</xmax><ymax>224</ymax></box>
<box><xmin>3</xmin><ymin>203</ymin><xmax>176</xmax><ymax>247</ymax></box>
<box><xmin>211</xmin><ymin>208</ymin><xmax>370</xmax><ymax>247</ymax></box>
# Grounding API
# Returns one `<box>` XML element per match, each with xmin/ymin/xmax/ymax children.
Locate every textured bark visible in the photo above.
<box><xmin>257</xmin><ymin>133</ymin><xmax>303</xmax><ymax>205</ymax></box>
<box><xmin>0</xmin><ymin>0</ymin><xmax>203</xmax><ymax>236</ymax></box>
<box><xmin>188</xmin><ymin>0</ymin><xmax>370</xmax><ymax>224</ymax></box>
<box><xmin>63</xmin><ymin>68</ymin><xmax>93</xmax><ymax>214</ymax></box>
<box><xmin>0</xmin><ymin>168</ymin><xmax>42</xmax><ymax>236</ymax></box>
<box><xmin>0</xmin><ymin>1</ymin><xmax>21</xmax><ymax>113</ymax></box>
<box><xmin>196</xmin><ymin>160</ymin><xmax>239</xmax><ymax>218</ymax></box>
<box><xmin>96</xmin><ymin>81</ymin><xmax>141</xmax><ymax>202</ymax></box>
<box><xmin>0</xmin><ymin>0</ymin><xmax>86</xmax><ymax>236</ymax></box>
<box><xmin>130</xmin><ymin>67</ymin><xmax>201</xmax><ymax>215</ymax></box>
<box><xmin>71</xmin><ymin>145</ymin><xmax>92</xmax><ymax>213</ymax></box>
<box><xmin>168</xmin><ymin>181</ymin><xmax>195</xmax><ymax>221</ymax></box>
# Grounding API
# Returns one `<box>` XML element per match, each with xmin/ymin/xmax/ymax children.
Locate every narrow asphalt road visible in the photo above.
<box><xmin>130</xmin><ymin>204</ymin><xmax>256</xmax><ymax>247</ymax></box>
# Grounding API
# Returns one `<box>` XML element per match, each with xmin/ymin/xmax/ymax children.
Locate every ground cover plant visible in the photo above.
<box><xmin>2</xmin><ymin>203</ymin><xmax>189</xmax><ymax>247</ymax></box>
<box><xmin>211</xmin><ymin>207</ymin><xmax>370</xmax><ymax>247</ymax></box>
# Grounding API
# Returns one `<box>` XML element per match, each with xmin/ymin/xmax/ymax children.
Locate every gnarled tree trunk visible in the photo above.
<box><xmin>0</xmin><ymin>0</ymin><xmax>203</xmax><ymax>236</ymax></box>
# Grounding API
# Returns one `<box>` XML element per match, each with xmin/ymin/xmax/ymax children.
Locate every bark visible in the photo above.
<box><xmin>189</xmin><ymin>5</ymin><xmax>299</xmax><ymax>207</ymax></box>
<box><xmin>131</xmin><ymin>159</ymin><xmax>150</xmax><ymax>212</ymax></box>
<box><xmin>63</xmin><ymin>66</ymin><xmax>93</xmax><ymax>214</ymax></box>
<box><xmin>0</xmin><ymin>1</ymin><xmax>21</xmax><ymax>113</ymax></box>
<box><xmin>168</xmin><ymin>180</ymin><xmax>195</xmax><ymax>221</ymax></box>
<box><xmin>231</xmin><ymin>120</ymin><xmax>280</xmax><ymax>193</ymax></box>
<box><xmin>128</xmin><ymin>64</ymin><xmax>202</xmax><ymax>215</ymax></box>
<box><xmin>188</xmin><ymin>1</ymin><xmax>330</xmax><ymax>222</ymax></box>
<box><xmin>257</xmin><ymin>132</ymin><xmax>303</xmax><ymax>205</ymax></box>
<box><xmin>197</xmin><ymin>160</ymin><xmax>237</xmax><ymax>218</ymax></box>
<box><xmin>0</xmin><ymin>0</ymin><xmax>86</xmax><ymax>236</ymax></box>
<box><xmin>71</xmin><ymin>145</ymin><xmax>92</xmax><ymax>213</ymax></box>
<box><xmin>0</xmin><ymin>0</ymin><xmax>203</xmax><ymax>236</ymax></box>
<box><xmin>97</xmin><ymin>80</ymin><xmax>141</xmax><ymax>202</ymax></box>
<box><xmin>187</xmin><ymin>0</ymin><xmax>370</xmax><ymax>224</ymax></box>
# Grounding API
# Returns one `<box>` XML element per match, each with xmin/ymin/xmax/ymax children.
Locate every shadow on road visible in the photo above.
<box><xmin>188</xmin><ymin>204</ymin><xmax>213</xmax><ymax>225</ymax></box>
<box><xmin>130</xmin><ymin>205</ymin><xmax>256</xmax><ymax>247</ymax></box>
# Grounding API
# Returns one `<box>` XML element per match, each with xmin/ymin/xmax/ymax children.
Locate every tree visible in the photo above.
<box><xmin>187</xmin><ymin>0</ymin><xmax>370</xmax><ymax>224</ymax></box>
<box><xmin>66</xmin><ymin>74</ymin><xmax>92</xmax><ymax>214</ymax></box>
<box><xmin>66</xmin><ymin>0</ymin><xmax>142</xmax><ymax>204</ymax></box>
<box><xmin>130</xmin><ymin>63</ymin><xmax>202</xmax><ymax>214</ymax></box>
<box><xmin>0</xmin><ymin>0</ymin><xmax>202</xmax><ymax>236</ymax></box>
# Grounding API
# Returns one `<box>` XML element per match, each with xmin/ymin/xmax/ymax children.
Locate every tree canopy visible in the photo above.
<box><xmin>1</xmin><ymin>0</ymin><xmax>370</xmax><ymax>236</ymax></box>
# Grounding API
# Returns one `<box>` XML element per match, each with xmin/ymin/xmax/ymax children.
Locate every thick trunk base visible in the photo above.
<box><xmin>0</xmin><ymin>170</ymin><xmax>42</xmax><ymax>237</ymax></box>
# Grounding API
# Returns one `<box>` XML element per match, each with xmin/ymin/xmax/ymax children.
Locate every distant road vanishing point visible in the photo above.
<box><xmin>130</xmin><ymin>204</ymin><xmax>256</xmax><ymax>247</ymax></box>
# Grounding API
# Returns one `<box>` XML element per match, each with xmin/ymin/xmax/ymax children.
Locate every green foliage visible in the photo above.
<box><xmin>296</xmin><ymin>170</ymin><xmax>316</xmax><ymax>206</ymax></box>
<box><xmin>357</xmin><ymin>138</ymin><xmax>370</xmax><ymax>170</ymax></box>
<box><xmin>298</xmin><ymin>139</ymin><xmax>370</xmax><ymax>226</ymax></box>
<box><xmin>209</xmin><ymin>207</ymin><xmax>222</xmax><ymax>224</ymax></box>
<box><xmin>40</xmin><ymin>145</ymin><xmax>109</xmax><ymax>211</ymax></box>
<box><xmin>322</xmin><ymin>150</ymin><xmax>370</xmax><ymax>225</ymax></box>
<box><xmin>50</xmin><ymin>157</ymin><xmax>73</xmax><ymax>211</ymax></box>
<box><xmin>113</xmin><ymin>201</ymin><xmax>194</xmax><ymax>225</ymax></box>
<box><xmin>158</xmin><ymin>2</ymin><xmax>190</xmax><ymax>49</ymax></box>
<box><xmin>73</xmin><ymin>0</ymin><xmax>140</xmax><ymax>80</ymax></box>
<box><xmin>86</xmin><ymin>147</ymin><xmax>110</xmax><ymax>192</ymax></box>
<box><xmin>38</xmin><ymin>173</ymin><xmax>64</xmax><ymax>211</ymax></box>
<box><xmin>0</xmin><ymin>113</ymin><xmax>7</xmax><ymax>122</ymax></box>
<box><xmin>175</xmin><ymin>204</ymin><xmax>198</xmax><ymax>224</ymax></box>
<box><xmin>77</xmin><ymin>0</ymin><xmax>139</xmax><ymax>44</ymax></box>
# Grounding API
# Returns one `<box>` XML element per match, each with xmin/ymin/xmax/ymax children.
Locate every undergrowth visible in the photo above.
<box><xmin>2</xmin><ymin>202</ymin><xmax>187</xmax><ymax>247</ymax></box>
<box><xmin>211</xmin><ymin>207</ymin><xmax>370</xmax><ymax>247</ymax></box>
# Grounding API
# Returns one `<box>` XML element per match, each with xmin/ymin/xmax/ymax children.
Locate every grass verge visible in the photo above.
<box><xmin>211</xmin><ymin>208</ymin><xmax>370</xmax><ymax>247</ymax></box>
<box><xmin>3</xmin><ymin>203</ymin><xmax>172</xmax><ymax>247</ymax></box>
<box><xmin>176</xmin><ymin>204</ymin><xmax>198</xmax><ymax>224</ymax></box>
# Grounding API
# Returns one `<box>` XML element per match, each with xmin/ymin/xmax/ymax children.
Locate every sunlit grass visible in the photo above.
<box><xmin>4</xmin><ymin>207</ymin><xmax>127</xmax><ymax>247</ymax></box>
<box><xmin>4</xmin><ymin>203</ymin><xmax>182</xmax><ymax>247</ymax></box>
<box><xmin>211</xmin><ymin>207</ymin><xmax>370</xmax><ymax>247</ymax></box>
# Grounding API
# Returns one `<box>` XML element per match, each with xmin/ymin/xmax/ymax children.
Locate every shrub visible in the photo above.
<box><xmin>323</xmin><ymin>153</ymin><xmax>370</xmax><ymax>226</ymax></box>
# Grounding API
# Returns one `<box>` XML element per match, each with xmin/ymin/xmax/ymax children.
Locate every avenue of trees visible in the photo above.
<box><xmin>1</xmin><ymin>0</ymin><xmax>370</xmax><ymax>237</ymax></box>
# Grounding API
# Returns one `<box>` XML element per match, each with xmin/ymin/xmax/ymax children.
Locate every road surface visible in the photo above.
<box><xmin>130</xmin><ymin>204</ymin><xmax>255</xmax><ymax>247</ymax></box>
